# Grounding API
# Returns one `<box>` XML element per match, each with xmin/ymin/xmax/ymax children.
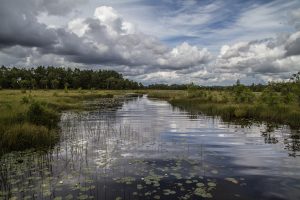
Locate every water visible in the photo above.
<box><xmin>1</xmin><ymin>95</ymin><xmax>300</xmax><ymax>200</ymax></box>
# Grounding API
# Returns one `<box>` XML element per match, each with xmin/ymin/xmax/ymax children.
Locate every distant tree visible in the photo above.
<box><xmin>51</xmin><ymin>79</ymin><xmax>59</xmax><ymax>89</ymax></box>
<box><xmin>0</xmin><ymin>66</ymin><xmax>143</xmax><ymax>90</ymax></box>
<box><xmin>40</xmin><ymin>79</ymin><xmax>48</xmax><ymax>89</ymax></box>
<box><xmin>19</xmin><ymin>80</ymin><xmax>30</xmax><ymax>89</ymax></box>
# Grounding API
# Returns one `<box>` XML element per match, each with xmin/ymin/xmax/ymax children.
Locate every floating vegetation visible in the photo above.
<box><xmin>194</xmin><ymin>182</ymin><xmax>216</xmax><ymax>198</ymax></box>
<box><xmin>115</xmin><ymin>176</ymin><xmax>136</xmax><ymax>185</ymax></box>
<box><xmin>225</xmin><ymin>177</ymin><xmax>239</xmax><ymax>184</ymax></box>
<box><xmin>137</xmin><ymin>184</ymin><xmax>143</xmax><ymax>190</ymax></box>
<box><xmin>194</xmin><ymin>187</ymin><xmax>212</xmax><ymax>198</ymax></box>
<box><xmin>65</xmin><ymin>194</ymin><xmax>74</xmax><ymax>200</ymax></box>
<box><xmin>143</xmin><ymin>171</ymin><xmax>163</xmax><ymax>186</ymax></box>
<box><xmin>171</xmin><ymin>172</ymin><xmax>182</xmax><ymax>179</ymax></box>
<box><xmin>163</xmin><ymin>189</ymin><xmax>176</xmax><ymax>195</ymax></box>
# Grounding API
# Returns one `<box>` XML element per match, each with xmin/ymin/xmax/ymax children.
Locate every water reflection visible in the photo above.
<box><xmin>1</xmin><ymin>95</ymin><xmax>300</xmax><ymax>200</ymax></box>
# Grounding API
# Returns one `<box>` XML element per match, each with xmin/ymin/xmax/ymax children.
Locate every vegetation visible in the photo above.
<box><xmin>1</xmin><ymin>65</ymin><xmax>299</xmax><ymax>154</ymax></box>
<box><xmin>147</xmin><ymin>72</ymin><xmax>300</xmax><ymax>129</ymax></box>
<box><xmin>0</xmin><ymin>89</ymin><xmax>127</xmax><ymax>154</ymax></box>
<box><xmin>0</xmin><ymin>66</ymin><xmax>143</xmax><ymax>90</ymax></box>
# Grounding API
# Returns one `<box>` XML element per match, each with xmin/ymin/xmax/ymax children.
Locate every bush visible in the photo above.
<box><xmin>21</xmin><ymin>96</ymin><xmax>29</xmax><ymax>104</ymax></box>
<box><xmin>64</xmin><ymin>83</ymin><xmax>69</xmax><ymax>93</ymax></box>
<box><xmin>261</xmin><ymin>88</ymin><xmax>280</xmax><ymax>106</ymax></box>
<box><xmin>1</xmin><ymin>123</ymin><xmax>58</xmax><ymax>151</ymax></box>
<box><xmin>234</xmin><ymin>107</ymin><xmax>248</xmax><ymax>118</ymax></box>
<box><xmin>233</xmin><ymin>85</ymin><xmax>255</xmax><ymax>103</ymax></box>
<box><xmin>187</xmin><ymin>90</ymin><xmax>205</xmax><ymax>98</ymax></box>
<box><xmin>282</xmin><ymin>92</ymin><xmax>296</xmax><ymax>104</ymax></box>
<box><xmin>27</xmin><ymin>101</ymin><xmax>59</xmax><ymax>128</ymax></box>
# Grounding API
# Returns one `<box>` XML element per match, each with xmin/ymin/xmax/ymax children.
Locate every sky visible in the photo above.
<box><xmin>0</xmin><ymin>0</ymin><xmax>300</xmax><ymax>85</ymax></box>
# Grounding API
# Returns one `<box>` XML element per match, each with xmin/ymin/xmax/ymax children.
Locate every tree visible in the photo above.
<box><xmin>51</xmin><ymin>79</ymin><xmax>59</xmax><ymax>89</ymax></box>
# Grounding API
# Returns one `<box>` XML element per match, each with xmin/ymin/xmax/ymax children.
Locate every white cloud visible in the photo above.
<box><xmin>65</xmin><ymin>6</ymin><xmax>212</xmax><ymax>69</ymax></box>
<box><xmin>1</xmin><ymin>0</ymin><xmax>300</xmax><ymax>85</ymax></box>
<box><xmin>215</xmin><ymin>31</ymin><xmax>300</xmax><ymax>74</ymax></box>
<box><xmin>68</xmin><ymin>18</ymin><xmax>90</xmax><ymax>37</ymax></box>
<box><xmin>157</xmin><ymin>42</ymin><xmax>212</xmax><ymax>69</ymax></box>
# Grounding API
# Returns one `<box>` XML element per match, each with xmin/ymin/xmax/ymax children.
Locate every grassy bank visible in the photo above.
<box><xmin>146</xmin><ymin>90</ymin><xmax>300</xmax><ymax>129</ymax></box>
<box><xmin>0</xmin><ymin>89</ymin><xmax>128</xmax><ymax>153</ymax></box>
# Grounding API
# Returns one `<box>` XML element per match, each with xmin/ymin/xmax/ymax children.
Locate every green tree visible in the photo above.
<box><xmin>51</xmin><ymin>79</ymin><xmax>59</xmax><ymax>89</ymax></box>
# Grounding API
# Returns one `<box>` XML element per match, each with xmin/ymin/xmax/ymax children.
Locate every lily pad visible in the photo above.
<box><xmin>225</xmin><ymin>177</ymin><xmax>239</xmax><ymax>184</ymax></box>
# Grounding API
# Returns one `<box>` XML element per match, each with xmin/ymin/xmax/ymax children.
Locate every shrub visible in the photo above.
<box><xmin>21</xmin><ymin>96</ymin><xmax>30</xmax><ymax>104</ymax></box>
<box><xmin>64</xmin><ymin>83</ymin><xmax>69</xmax><ymax>93</ymax></box>
<box><xmin>1</xmin><ymin>123</ymin><xmax>58</xmax><ymax>151</ymax></box>
<box><xmin>27</xmin><ymin>101</ymin><xmax>59</xmax><ymax>128</ymax></box>
<box><xmin>233</xmin><ymin>85</ymin><xmax>255</xmax><ymax>103</ymax></box>
<box><xmin>234</xmin><ymin>107</ymin><xmax>247</xmax><ymax>118</ymax></box>
<box><xmin>282</xmin><ymin>92</ymin><xmax>296</xmax><ymax>104</ymax></box>
<box><xmin>187</xmin><ymin>90</ymin><xmax>206</xmax><ymax>99</ymax></box>
<box><xmin>261</xmin><ymin>88</ymin><xmax>280</xmax><ymax>107</ymax></box>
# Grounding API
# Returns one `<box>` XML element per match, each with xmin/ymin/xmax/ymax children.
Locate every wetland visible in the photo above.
<box><xmin>1</xmin><ymin>95</ymin><xmax>300</xmax><ymax>200</ymax></box>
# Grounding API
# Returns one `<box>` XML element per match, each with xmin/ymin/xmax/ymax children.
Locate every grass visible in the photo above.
<box><xmin>0</xmin><ymin>89</ymin><xmax>131</xmax><ymax>154</ymax></box>
<box><xmin>1</xmin><ymin>88</ymin><xmax>299</xmax><ymax>153</ymax></box>
<box><xmin>146</xmin><ymin>89</ymin><xmax>300</xmax><ymax>129</ymax></box>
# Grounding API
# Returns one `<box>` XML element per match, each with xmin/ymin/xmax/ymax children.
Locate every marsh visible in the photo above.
<box><xmin>1</xmin><ymin>95</ymin><xmax>299</xmax><ymax>200</ymax></box>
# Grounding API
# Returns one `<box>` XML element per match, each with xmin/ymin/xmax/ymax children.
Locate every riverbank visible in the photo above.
<box><xmin>0</xmin><ymin>89</ymin><xmax>129</xmax><ymax>153</ymax></box>
<box><xmin>146</xmin><ymin>90</ymin><xmax>300</xmax><ymax>129</ymax></box>
<box><xmin>2</xmin><ymin>88</ymin><xmax>299</xmax><ymax>154</ymax></box>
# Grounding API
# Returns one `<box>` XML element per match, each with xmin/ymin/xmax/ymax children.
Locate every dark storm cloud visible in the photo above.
<box><xmin>0</xmin><ymin>0</ymin><xmax>58</xmax><ymax>48</ymax></box>
<box><xmin>285</xmin><ymin>32</ymin><xmax>300</xmax><ymax>57</ymax></box>
<box><xmin>0</xmin><ymin>0</ymin><xmax>299</xmax><ymax>85</ymax></box>
<box><xmin>0</xmin><ymin>0</ymin><xmax>87</xmax><ymax>49</ymax></box>
<box><xmin>0</xmin><ymin>1</ymin><xmax>211</xmax><ymax>71</ymax></box>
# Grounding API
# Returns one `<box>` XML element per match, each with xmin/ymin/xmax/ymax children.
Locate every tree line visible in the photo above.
<box><xmin>0</xmin><ymin>66</ymin><xmax>299</xmax><ymax>95</ymax></box>
<box><xmin>149</xmin><ymin>72</ymin><xmax>300</xmax><ymax>94</ymax></box>
<box><xmin>0</xmin><ymin>66</ymin><xmax>143</xmax><ymax>90</ymax></box>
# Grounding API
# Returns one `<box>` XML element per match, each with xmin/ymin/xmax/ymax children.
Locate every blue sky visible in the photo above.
<box><xmin>0</xmin><ymin>0</ymin><xmax>300</xmax><ymax>85</ymax></box>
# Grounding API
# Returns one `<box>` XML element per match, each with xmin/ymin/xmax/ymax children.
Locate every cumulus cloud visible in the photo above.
<box><xmin>0</xmin><ymin>0</ymin><xmax>86</xmax><ymax>49</ymax></box>
<box><xmin>285</xmin><ymin>31</ymin><xmax>300</xmax><ymax>56</ymax></box>
<box><xmin>215</xmin><ymin>31</ymin><xmax>300</xmax><ymax>74</ymax></box>
<box><xmin>0</xmin><ymin>0</ymin><xmax>299</xmax><ymax>85</ymax></box>
<box><xmin>66</xmin><ymin>6</ymin><xmax>212</xmax><ymax>69</ymax></box>
<box><xmin>0</xmin><ymin>2</ymin><xmax>211</xmax><ymax>72</ymax></box>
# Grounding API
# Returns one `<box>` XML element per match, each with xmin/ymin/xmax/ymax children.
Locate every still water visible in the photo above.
<box><xmin>1</xmin><ymin>95</ymin><xmax>300</xmax><ymax>200</ymax></box>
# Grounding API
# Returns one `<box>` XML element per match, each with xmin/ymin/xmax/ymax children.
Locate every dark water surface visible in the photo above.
<box><xmin>1</xmin><ymin>96</ymin><xmax>300</xmax><ymax>200</ymax></box>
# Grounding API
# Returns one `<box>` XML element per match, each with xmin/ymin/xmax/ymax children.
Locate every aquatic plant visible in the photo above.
<box><xmin>1</xmin><ymin>123</ymin><xmax>58</xmax><ymax>151</ymax></box>
<box><xmin>0</xmin><ymin>89</ymin><xmax>130</xmax><ymax>153</ymax></box>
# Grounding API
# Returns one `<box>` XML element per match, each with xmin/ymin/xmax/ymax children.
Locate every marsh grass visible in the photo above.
<box><xmin>0</xmin><ymin>89</ymin><xmax>129</xmax><ymax>153</ymax></box>
<box><xmin>147</xmin><ymin>89</ymin><xmax>300</xmax><ymax>128</ymax></box>
<box><xmin>0</xmin><ymin>123</ymin><xmax>58</xmax><ymax>152</ymax></box>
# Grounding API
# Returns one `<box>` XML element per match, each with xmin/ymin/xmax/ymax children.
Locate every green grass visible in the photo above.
<box><xmin>0</xmin><ymin>123</ymin><xmax>58</xmax><ymax>151</ymax></box>
<box><xmin>146</xmin><ymin>89</ymin><xmax>300</xmax><ymax>129</ymax></box>
<box><xmin>1</xmin><ymin>88</ymin><xmax>299</xmax><ymax>154</ymax></box>
<box><xmin>0</xmin><ymin>89</ymin><xmax>131</xmax><ymax>154</ymax></box>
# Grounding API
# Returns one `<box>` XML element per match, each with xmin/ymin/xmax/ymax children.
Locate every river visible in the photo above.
<box><xmin>1</xmin><ymin>95</ymin><xmax>300</xmax><ymax>199</ymax></box>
